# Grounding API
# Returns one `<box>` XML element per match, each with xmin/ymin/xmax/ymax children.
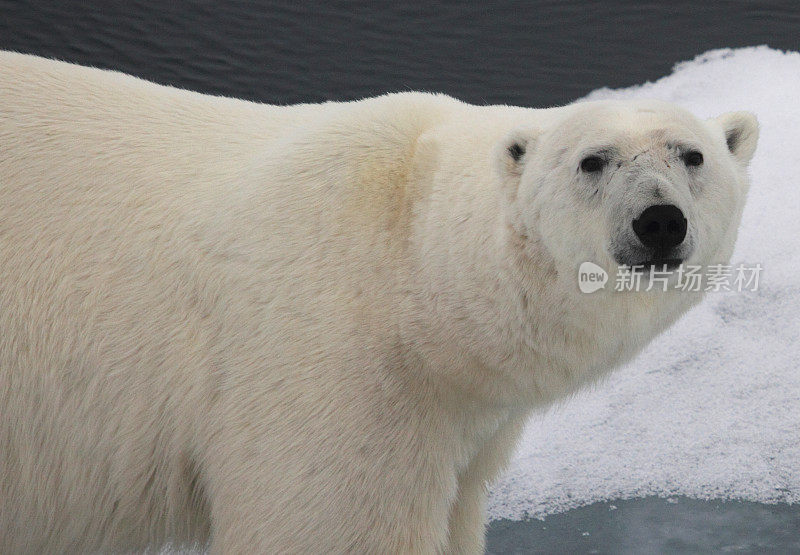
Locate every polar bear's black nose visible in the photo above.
<box><xmin>632</xmin><ymin>204</ymin><xmax>687</xmax><ymax>250</ymax></box>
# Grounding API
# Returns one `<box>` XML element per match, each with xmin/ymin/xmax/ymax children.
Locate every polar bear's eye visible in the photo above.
<box><xmin>682</xmin><ymin>150</ymin><xmax>704</xmax><ymax>167</ymax></box>
<box><xmin>580</xmin><ymin>156</ymin><xmax>606</xmax><ymax>173</ymax></box>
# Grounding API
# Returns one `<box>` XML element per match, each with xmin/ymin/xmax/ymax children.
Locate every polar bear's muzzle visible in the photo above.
<box><xmin>612</xmin><ymin>203</ymin><xmax>694</xmax><ymax>269</ymax></box>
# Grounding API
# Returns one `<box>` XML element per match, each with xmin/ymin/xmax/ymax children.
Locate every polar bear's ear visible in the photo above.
<box><xmin>496</xmin><ymin>127</ymin><xmax>538</xmax><ymax>202</ymax></box>
<box><xmin>713</xmin><ymin>111</ymin><xmax>759</xmax><ymax>165</ymax></box>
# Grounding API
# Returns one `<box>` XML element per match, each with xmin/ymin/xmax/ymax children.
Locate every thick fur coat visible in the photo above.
<box><xmin>0</xmin><ymin>52</ymin><xmax>757</xmax><ymax>553</ymax></box>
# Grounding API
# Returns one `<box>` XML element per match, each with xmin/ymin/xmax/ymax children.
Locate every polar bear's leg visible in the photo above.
<box><xmin>446</xmin><ymin>415</ymin><xmax>527</xmax><ymax>555</ymax></box>
<box><xmin>446</xmin><ymin>476</ymin><xmax>488</xmax><ymax>555</ymax></box>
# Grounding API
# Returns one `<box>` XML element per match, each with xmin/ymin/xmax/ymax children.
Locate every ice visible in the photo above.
<box><xmin>488</xmin><ymin>46</ymin><xmax>800</xmax><ymax>520</ymax></box>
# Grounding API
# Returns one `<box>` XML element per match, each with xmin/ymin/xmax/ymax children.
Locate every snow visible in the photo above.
<box><xmin>488</xmin><ymin>46</ymin><xmax>800</xmax><ymax>521</ymax></box>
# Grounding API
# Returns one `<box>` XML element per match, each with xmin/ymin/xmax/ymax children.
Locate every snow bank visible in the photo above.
<box><xmin>488</xmin><ymin>46</ymin><xmax>800</xmax><ymax>520</ymax></box>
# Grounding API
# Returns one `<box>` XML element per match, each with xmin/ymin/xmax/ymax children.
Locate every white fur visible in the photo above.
<box><xmin>0</xmin><ymin>52</ymin><xmax>757</xmax><ymax>554</ymax></box>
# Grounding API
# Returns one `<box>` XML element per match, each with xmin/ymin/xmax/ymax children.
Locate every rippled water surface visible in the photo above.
<box><xmin>2</xmin><ymin>1</ymin><xmax>799</xmax><ymax>107</ymax></box>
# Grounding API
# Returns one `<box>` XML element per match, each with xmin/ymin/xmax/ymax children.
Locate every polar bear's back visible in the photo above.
<box><xmin>0</xmin><ymin>51</ymin><xmax>307</xmax><ymax>193</ymax></box>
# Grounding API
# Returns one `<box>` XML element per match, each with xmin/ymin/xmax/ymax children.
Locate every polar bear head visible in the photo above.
<box><xmin>403</xmin><ymin>96</ymin><xmax>758</xmax><ymax>404</ymax></box>
<box><xmin>498</xmin><ymin>100</ymin><xmax>758</xmax><ymax>283</ymax></box>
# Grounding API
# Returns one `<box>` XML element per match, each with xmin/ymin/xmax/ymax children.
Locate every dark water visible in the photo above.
<box><xmin>2</xmin><ymin>0</ymin><xmax>799</xmax><ymax>108</ymax></box>
<box><xmin>488</xmin><ymin>496</ymin><xmax>800</xmax><ymax>554</ymax></box>
<box><xmin>3</xmin><ymin>2</ymin><xmax>800</xmax><ymax>552</ymax></box>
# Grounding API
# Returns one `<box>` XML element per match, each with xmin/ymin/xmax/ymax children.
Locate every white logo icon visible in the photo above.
<box><xmin>578</xmin><ymin>262</ymin><xmax>608</xmax><ymax>293</ymax></box>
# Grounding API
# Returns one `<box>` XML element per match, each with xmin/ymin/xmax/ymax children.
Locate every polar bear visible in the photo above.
<box><xmin>0</xmin><ymin>51</ymin><xmax>757</xmax><ymax>554</ymax></box>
